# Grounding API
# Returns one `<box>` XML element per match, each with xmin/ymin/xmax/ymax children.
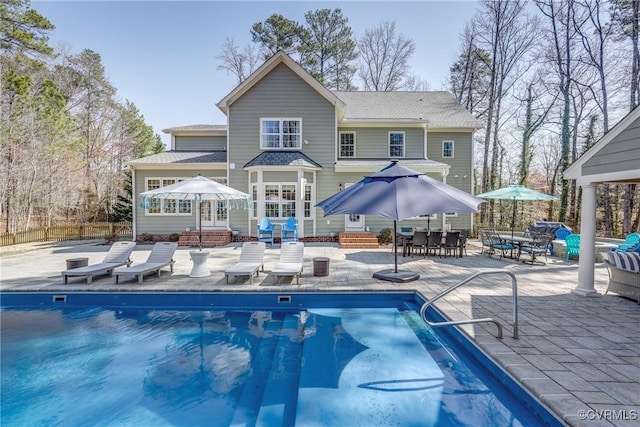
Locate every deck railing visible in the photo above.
<box><xmin>0</xmin><ymin>222</ymin><xmax>132</xmax><ymax>247</ymax></box>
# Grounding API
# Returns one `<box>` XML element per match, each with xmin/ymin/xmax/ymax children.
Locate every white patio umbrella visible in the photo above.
<box><xmin>140</xmin><ymin>175</ymin><xmax>251</xmax><ymax>250</ymax></box>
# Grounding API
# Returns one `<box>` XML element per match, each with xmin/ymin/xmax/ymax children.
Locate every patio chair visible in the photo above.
<box><xmin>114</xmin><ymin>242</ymin><xmax>178</xmax><ymax>284</ymax></box>
<box><xmin>62</xmin><ymin>241</ymin><xmax>136</xmax><ymax>284</ymax></box>
<box><xmin>225</xmin><ymin>241</ymin><xmax>266</xmax><ymax>284</ymax></box>
<box><xmin>555</xmin><ymin>228</ymin><xmax>571</xmax><ymax>240</ymax></box>
<box><xmin>478</xmin><ymin>229</ymin><xmax>495</xmax><ymax>256</ymax></box>
<box><xmin>409</xmin><ymin>231</ymin><xmax>428</xmax><ymax>257</ymax></box>
<box><xmin>272</xmin><ymin>241</ymin><xmax>304</xmax><ymax>285</ymax></box>
<box><xmin>486</xmin><ymin>230</ymin><xmax>515</xmax><ymax>260</ymax></box>
<box><xmin>281</xmin><ymin>216</ymin><xmax>298</xmax><ymax>242</ymax></box>
<box><xmin>521</xmin><ymin>233</ymin><xmax>554</xmax><ymax>265</ymax></box>
<box><xmin>617</xmin><ymin>232</ymin><xmax>640</xmax><ymax>253</ymax></box>
<box><xmin>256</xmin><ymin>217</ymin><xmax>275</xmax><ymax>246</ymax></box>
<box><xmin>441</xmin><ymin>231</ymin><xmax>460</xmax><ymax>258</ymax></box>
<box><xmin>426</xmin><ymin>231</ymin><xmax>443</xmax><ymax>257</ymax></box>
<box><xmin>457</xmin><ymin>229</ymin><xmax>469</xmax><ymax>256</ymax></box>
<box><xmin>565</xmin><ymin>234</ymin><xmax>580</xmax><ymax>260</ymax></box>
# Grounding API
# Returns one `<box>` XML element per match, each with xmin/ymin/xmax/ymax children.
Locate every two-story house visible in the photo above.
<box><xmin>129</xmin><ymin>52</ymin><xmax>481</xmax><ymax>244</ymax></box>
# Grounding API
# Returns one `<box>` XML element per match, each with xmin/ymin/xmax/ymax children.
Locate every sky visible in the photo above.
<box><xmin>33</xmin><ymin>1</ymin><xmax>479</xmax><ymax>147</ymax></box>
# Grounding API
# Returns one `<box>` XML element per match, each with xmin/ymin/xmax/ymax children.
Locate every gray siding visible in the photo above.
<box><xmin>227</xmin><ymin>63</ymin><xmax>336</xmax><ymax>235</ymax></box>
<box><xmin>134</xmin><ymin>170</ymin><xmax>227</xmax><ymax>234</ymax></box>
<box><xmin>338</xmin><ymin>127</ymin><xmax>424</xmax><ymax>158</ymax></box>
<box><xmin>583</xmin><ymin>116</ymin><xmax>640</xmax><ymax>176</ymax></box>
<box><xmin>175</xmin><ymin>135</ymin><xmax>226</xmax><ymax>151</ymax></box>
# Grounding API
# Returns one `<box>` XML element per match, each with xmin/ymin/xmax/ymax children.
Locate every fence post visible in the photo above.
<box><xmin>45</xmin><ymin>227</ymin><xmax>49</xmax><ymax>241</ymax></box>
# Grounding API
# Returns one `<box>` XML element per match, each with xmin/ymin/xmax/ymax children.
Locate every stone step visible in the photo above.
<box><xmin>339</xmin><ymin>242</ymin><xmax>380</xmax><ymax>249</ymax></box>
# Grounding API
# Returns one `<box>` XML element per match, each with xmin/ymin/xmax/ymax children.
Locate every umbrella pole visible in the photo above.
<box><xmin>393</xmin><ymin>220</ymin><xmax>398</xmax><ymax>273</ymax></box>
<box><xmin>198</xmin><ymin>201</ymin><xmax>202</xmax><ymax>251</ymax></box>
<box><xmin>511</xmin><ymin>199</ymin><xmax>517</xmax><ymax>238</ymax></box>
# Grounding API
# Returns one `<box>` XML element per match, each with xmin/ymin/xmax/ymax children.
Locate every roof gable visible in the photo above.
<box><xmin>217</xmin><ymin>51</ymin><xmax>344</xmax><ymax>115</ymax></box>
<box><xmin>565</xmin><ymin>106</ymin><xmax>640</xmax><ymax>182</ymax></box>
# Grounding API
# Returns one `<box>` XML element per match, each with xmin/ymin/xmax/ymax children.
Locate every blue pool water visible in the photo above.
<box><xmin>1</xmin><ymin>292</ymin><xmax>562</xmax><ymax>426</ymax></box>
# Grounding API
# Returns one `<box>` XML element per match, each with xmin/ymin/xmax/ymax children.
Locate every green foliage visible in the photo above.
<box><xmin>139</xmin><ymin>233</ymin><xmax>153</xmax><ymax>242</ymax></box>
<box><xmin>169</xmin><ymin>233</ymin><xmax>180</xmax><ymax>242</ymax></box>
<box><xmin>110</xmin><ymin>170</ymin><xmax>133</xmax><ymax>223</ymax></box>
<box><xmin>299</xmin><ymin>8</ymin><xmax>358</xmax><ymax>90</ymax></box>
<box><xmin>378</xmin><ymin>228</ymin><xmax>393</xmax><ymax>244</ymax></box>
<box><xmin>251</xmin><ymin>14</ymin><xmax>305</xmax><ymax>59</ymax></box>
<box><xmin>0</xmin><ymin>0</ymin><xmax>55</xmax><ymax>56</ymax></box>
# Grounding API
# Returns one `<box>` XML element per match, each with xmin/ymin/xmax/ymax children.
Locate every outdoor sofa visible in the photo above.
<box><xmin>603</xmin><ymin>250</ymin><xmax>640</xmax><ymax>303</ymax></box>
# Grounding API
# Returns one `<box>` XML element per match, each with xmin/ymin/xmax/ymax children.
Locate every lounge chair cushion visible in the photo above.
<box><xmin>607</xmin><ymin>251</ymin><xmax>640</xmax><ymax>272</ymax></box>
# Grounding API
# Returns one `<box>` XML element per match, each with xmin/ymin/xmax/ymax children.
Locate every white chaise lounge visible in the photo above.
<box><xmin>114</xmin><ymin>242</ymin><xmax>178</xmax><ymax>284</ymax></box>
<box><xmin>225</xmin><ymin>241</ymin><xmax>266</xmax><ymax>284</ymax></box>
<box><xmin>272</xmin><ymin>241</ymin><xmax>304</xmax><ymax>285</ymax></box>
<box><xmin>62</xmin><ymin>241</ymin><xmax>136</xmax><ymax>284</ymax></box>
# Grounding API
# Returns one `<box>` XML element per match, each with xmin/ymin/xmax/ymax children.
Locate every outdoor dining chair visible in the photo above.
<box><xmin>426</xmin><ymin>231</ymin><xmax>443</xmax><ymax>257</ymax></box>
<box><xmin>486</xmin><ymin>230</ymin><xmax>516</xmax><ymax>260</ymax></box>
<box><xmin>441</xmin><ymin>231</ymin><xmax>460</xmax><ymax>258</ymax></box>
<box><xmin>457</xmin><ymin>229</ymin><xmax>469</xmax><ymax>257</ymax></box>
<box><xmin>521</xmin><ymin>233</ymin><xmax>554</xmax><ymax>265</ymax></box>
<box><xmin>409</xmin><ymin>231</ymin><xmax>428</xmax><ymax>257</ymax></box>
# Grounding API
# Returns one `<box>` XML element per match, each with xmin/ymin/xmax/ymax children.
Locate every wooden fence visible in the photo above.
<box><xmin>0</xmin><ymin>222</ymin><xmax>132</xmax><ymax>247</ymax></box>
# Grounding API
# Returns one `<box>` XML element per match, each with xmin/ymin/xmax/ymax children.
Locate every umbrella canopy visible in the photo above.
<box><xmin>476</xmin><ymin>184</ymin><xmax>556</xmax><ymax>237</ymax></box>
<box><xmin>139</xmin><ymin>175</ymin><xmax>251</xmax><ymax>249</ymax></box>
<box><xmin>316</xmin><ymin>162</ymin><xmax>485</xmax><ymax>282</ymax></box>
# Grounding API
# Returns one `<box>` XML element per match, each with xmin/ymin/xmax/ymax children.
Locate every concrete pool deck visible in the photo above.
<box><xmin>1</xmin><ymin>240</ymin><xmax>639</xmax><ymax>426</ymax></box>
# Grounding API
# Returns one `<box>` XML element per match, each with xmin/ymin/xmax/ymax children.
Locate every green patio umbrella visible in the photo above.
<box><xmin>476</xmin><ymin>184</ymin><xmax>557</xmax><ymax>238</ymax></box>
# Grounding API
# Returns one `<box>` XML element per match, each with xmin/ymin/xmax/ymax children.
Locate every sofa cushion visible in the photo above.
<box><xmin>607</xmin><ymin>251</ymin><xmax>640</xmax><ymax>272</ymax></box>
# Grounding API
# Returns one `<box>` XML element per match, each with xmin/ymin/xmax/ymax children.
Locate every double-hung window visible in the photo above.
<box><xmin>339</xmin><ymin>132</ymin><xmax>356</xmax><ymax>158</ymax></box>
<box><xmin>389</xmin><ymin>132</ymin><xmax>405</xmax><ymax>158</ymax></box>
<box><xmin>264</xmin><ymin>184</ymin><xmax>296</xmax><ymax>218</ymax></box>
<box><xmin>261</xmin><ymin>118</ymin><xmax>302</xmax><ymax>149</ymax></box>
<box><xmin>442</xmin><ymin>140</ymin><xmax>454</xmax><ymax>158</ymax></box>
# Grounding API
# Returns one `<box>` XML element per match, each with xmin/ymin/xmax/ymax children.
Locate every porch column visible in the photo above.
<box><xmin>572</xmin><ymin>183</ymin><xmax>598</xmax><ymax>297</ymax></box>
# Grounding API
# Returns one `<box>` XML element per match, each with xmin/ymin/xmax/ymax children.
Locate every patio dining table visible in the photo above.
<box><xmin>496</xmin><ymin>234</ymin><xmax>534</xmax><ymax>260</ymax></box>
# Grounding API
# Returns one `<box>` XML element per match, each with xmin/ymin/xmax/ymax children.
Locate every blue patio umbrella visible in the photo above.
<box><xmin>316</xmin><ymin>162</ymin><xmax>485</xmax><ymax>282</ymax></box>
<box><xmin>476</xmin><ymin>184</ymin><xmax>557</xmax><ymax>238</ymax></box>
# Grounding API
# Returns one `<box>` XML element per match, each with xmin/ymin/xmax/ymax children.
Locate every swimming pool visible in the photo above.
<box><xmin>1</xmin><ymin>292</ymin><xmax>562</xmax><ymax>426</ymax></box>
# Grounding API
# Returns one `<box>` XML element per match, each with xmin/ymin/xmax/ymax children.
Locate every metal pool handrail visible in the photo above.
<box><xmin>420</xmin><ymin>268</ymin><xmax>519</xmax><ymax>339</ymax></box>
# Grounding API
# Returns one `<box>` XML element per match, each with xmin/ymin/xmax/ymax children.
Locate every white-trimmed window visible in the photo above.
<box><xmin>264</xmin><ymin>184</ymin><xmax>296</xmax><ymax>219</ymax></box>
<box><xmin>261</xmin><ymin>118</ymin><xmax>302</xmax><ymax>149</ymax></box>
<box><xmin>445</xmin><ymin>212</ymin><xmax>458</xmax><ymax>217</ymax></box>
<box><xmin>145</xmin><ymin>178</ymin><xmax>192</xmax><ymax>215</ymax></box>
<box><xmin>251</xmin><ymin>184</ymin><xmax>258</xmax><ymax>219</ymax></box>
<box><xmin>339</xmin><ymin>132</ymin><xmax>356</xmax><ymax>158</ymax></box>
<box><xmin>389</xmin><ymin>132</ymin><xmax>405</xmax><ymax>158</ymax></box>
<box><xmin>303</xmin><ymin>183</ymin><xmax>313</xmax><ymax>218</ymax></box>
<box><xmin>442</xmin><ymin>140</ymin><xmax>454</xmax><ymax>158</ymax></box>
<box><xmin>408</xmin><ymin>213</ymin><xmax>438</xmax><ymax>220</ymax></box>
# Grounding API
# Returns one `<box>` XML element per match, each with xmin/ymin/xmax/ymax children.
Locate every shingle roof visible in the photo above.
<box><xmin>129</xmin><ymin>151</ymin><xmax>227</xmax><ymax>165</ymax></box>
<box><xmin>333</xmin><ymin>91</ymin><xmax>482</xmax><ymax>128</ymax></box>
<box><xmin>162</xmin><ymin>124</ymin><xmax>227</xmax><ymax>133</ymax></box>
<box><xmin>244</xmin><ymin>151</ymin><xmax>323</xmax><ymax>169</ymax></box>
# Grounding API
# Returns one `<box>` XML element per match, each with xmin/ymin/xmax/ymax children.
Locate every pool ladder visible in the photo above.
<box><xmin>420</xmin><ymin>268</ymin><xmax>518</xmax><ymax>340</ymax></box>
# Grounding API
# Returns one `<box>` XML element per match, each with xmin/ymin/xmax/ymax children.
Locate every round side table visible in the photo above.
<box><xmin>189</xmin><ymin>251</ymin><xmax>210</xmax><ymax>278</ymax></box>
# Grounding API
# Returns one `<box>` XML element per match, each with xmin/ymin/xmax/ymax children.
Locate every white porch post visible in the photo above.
<box><xmin>572</xmin><ymin>183</ymin><xmax>599</xmax><ymax>297</ymax></box>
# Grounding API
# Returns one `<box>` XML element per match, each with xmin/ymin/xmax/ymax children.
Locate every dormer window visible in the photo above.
<box><xmin>261</xmin><ymin>118</ymin><xmax>302</xmax><ymax>149</ymax></box>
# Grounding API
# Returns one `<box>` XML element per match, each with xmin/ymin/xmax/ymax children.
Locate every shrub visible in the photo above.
<box><xmin>378</xmin><ymin>228</ymin><xmax>393</xmax><ymax>244</ymax></box>
<box><xmin>169</xmin><ymin>232</ymin><xmax>180</xmax><ymax>242</ymax></box>
<box><xmin>139</xmin><ymin>233</ymin><xmax>153</xmax><ymax>242</ymax></box>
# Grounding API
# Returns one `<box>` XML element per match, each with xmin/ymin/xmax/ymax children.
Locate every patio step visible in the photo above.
<box><xmin>338</xmin><ymin>232</ymin><xmax>379</xmax><ymax>249</ymax></box>
<box><xmin>178</xmin><ymin>231</ymin><xmax>231</xmax><ymax>247</ymax></box>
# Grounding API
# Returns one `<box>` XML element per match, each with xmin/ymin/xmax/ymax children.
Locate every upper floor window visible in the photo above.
<box><xmin>261</xmin><ymin>118</ymin><xmax>302</xmax><ymax>149</ymax></box>
<box><xmin>389</xmin><ymin>132</ymin><xmax>405</xmax><ymax>158</ymax></box>
<box><xmin>442</xmin><ymin>140</ymin><xmax>454</xmax><ymax>158</ymax></box>
<box><xmin>339</xmin><ymin>132</ymin><xmax>356</xmax><ymax>158</ymax></box>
